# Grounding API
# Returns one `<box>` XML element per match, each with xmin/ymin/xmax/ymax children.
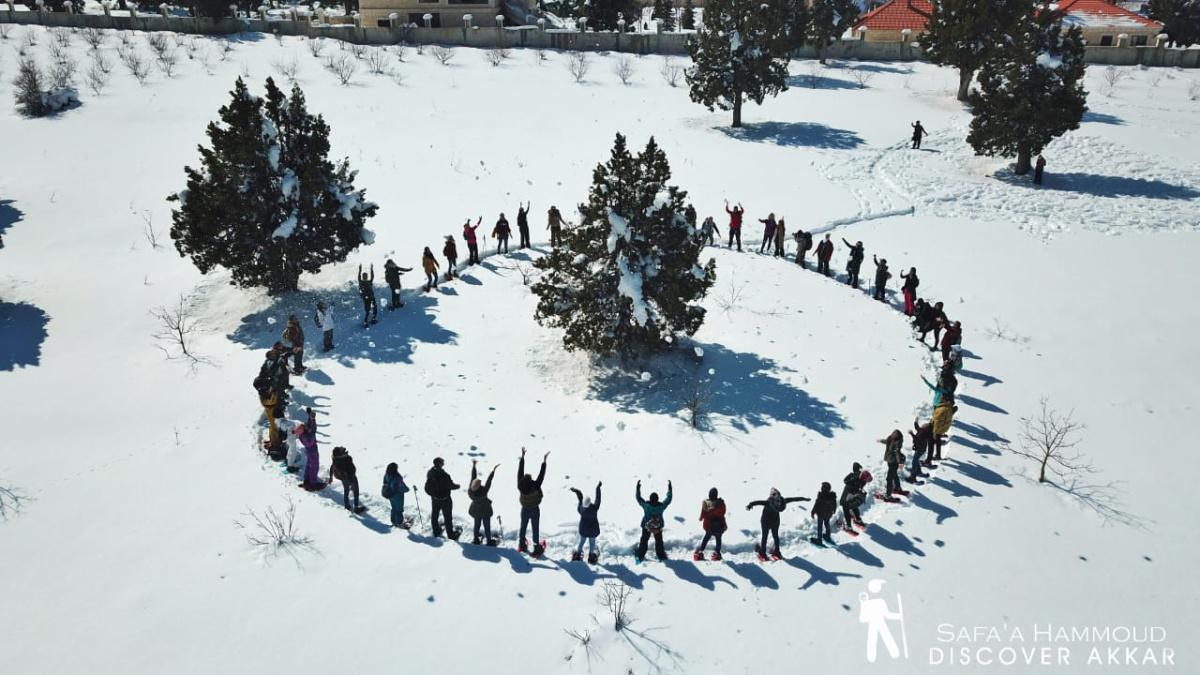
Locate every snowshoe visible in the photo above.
<box><xmin>352</xmin><ymin>505</ymin><xmax>367</xmax><ymax>515</ymax></box>
<box><xmin>770</xmin><ymin>548</ymin><xmax>783</xmax><ymax>561</ymax></box>
<box><xmin>571</xmin><ymin>550</ymin><xmax>582</xmax><ymax>562</ymax></box>
<box><xmin>301</xmin><ymin>481</ymin><xmax>326</xmax><ymax>492</ymax></box>
<box><xmin>823</xmin><ymin>534</ymin><xmax>834</xmax><ymax>545</ymax></box>
<box><xmin>692</xmin><ymin>549</ymin><xmax>704</xmax><ymax>562</ymax></box>
<box><xmin>447</xmin><ymin>527</ymin><xmax>462</xmax><ymax>541</ymax></box>
<box><xmin>486</xmin><ymin>537</ymin><xmax>500</xmax><ymax>547</ymax></box>
<box><xmin>285</xmin><ymin>465</ymin><xmax>299</xmax><ymax>474</ymax></box>
<box><xmin>874</xmin><ymin>492</ymin><xmax>901</xmax><ymax>503</ymax></box>
<box><xmin>392</xmin><ymin>518</ymin><xmax>413</xmax><ymax>530</ymax></box>
<box><xmin>370</xmin><ymin>318</ymin><xmax>379</xmax><ymax>325</ymax></box>
<box><xmin>710</xmin><ymin>551</ymin><xmax>722</xmax><ymax>561</ymax></box>
<box><xmin>587</xmin><ymin>552</ymin><xmax>599</xmax><ymax>564</ymax></box>
<box><xmin>472</xmin><ymin>535</ymin><xmax>483</xmax><ymax>545</ymax></box>
<box><xmin>809</xmin><ymin>536</ymin><xmax>826</xmax><ymax>547</ymax></box>
<box><xmin>755</xmin><ymin>545</ymin><xmax>769</xmax><ymax>562</ymax></box>
<box><xmin>893</xmin><ymin>489</ymin><xmax>911</xmax><ymax>497</ymax></box>
<box><xmin>531</xmin><ymin>541</ymin><xmax>547</xmax><ymax>558</ymax></box>
<box><xmin>843</xmin><ymin>526</ymin><xmax>859</xmax><ymax>537</ymax></box>
<box><xmin>518</xmin><ymin>539</ymin><xmax>529</xmax><ymax>553</ymax></box>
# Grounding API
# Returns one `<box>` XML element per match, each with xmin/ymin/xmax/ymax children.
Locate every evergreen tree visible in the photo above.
<box><xmin>919</xmin><ymin>0</ymin><xmax>1028</xmax><ymax>102</ymax></box>
<box><xmin>681</xmin><ymin>0</ymin><xmax>695</xmax><ymax>30</ymax></box>
<box><xmin>685</xmin><ymin>0</ymin><xmax>793</xmax><ymax>127</ymax></box>
<box><xmin>807</xmin><ymin>0</ymin><xmax>859</xmax><ymax>64</ymax></box>
<box><xmin>587</xmin><ymin>0</ymin><xmax>640</xmax><ymax>31</ymax></box>
<box><xmin>532</xmin><ymin>134</ymin><xmax>716</xmax><ymax>357</ymax></box>
<box><xmin>169</xmin><ymin>78</ymin><xmax>378</xmax><ymax>294</ymax></box>
<box><xmin>1148</xmin><ymin>0</ymin><xmax>1200</xmax><ymax>47</ymax></box>
<box><xmin>967</xmin><ymin>7</ymin><xmax>1087</xmax><ymax>175</ymax></box>
<box><xmin>781</xmin><ymin>0</ymin><xmax>810</xmax><ymax>50</ymax></box>
<box><xmin>663</xmin><ymin>0</ymin><xmax>677</xmax><ymax>31</ymax></box>
<box><xmin>13</xmin><ymin>59</ymin><xmax>47</xmax><ymax>118</ymax></box>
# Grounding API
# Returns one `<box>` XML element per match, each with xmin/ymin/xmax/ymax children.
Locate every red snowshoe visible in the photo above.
<box><xmin>692</xmin><ymin>549</ymin><xmax>704</xmax><ymax>562</ymax></box>
<box><xmin>710</xmin><ymin>551</ymin><xmax>722</xmax><ymax>561</ymax></box>
<box><xmin>770</xmin><ymin>548</ymin><xmax>783</xmax><ymax>561</ymax></box>
<box><xmin>843</xmin><ymin>526</ymin><xmax>859</xmax><ymax>537</ymax></box>
<box><xmin>755</xmin><ymin>545</ymin><xmax>769</xmax><ymax>562</ymax></box>
<box><xmin>571</xmin><ymin>550</ymin><xmax>583</xmax><ymax>562</ymax></box>
<box><xmin>893</xmin><ymin>489</ymin><xmax>911</xmax><ymax>497</ymax></box>
<box><xmin>874</xmin><ymin>492</ymin><xmax>901</xmax><ymax>503</ymax></box>
<box><xmin>531</xmin><ymin>541</ymin><xmax>546</xmax><ymax>558</ymax></box>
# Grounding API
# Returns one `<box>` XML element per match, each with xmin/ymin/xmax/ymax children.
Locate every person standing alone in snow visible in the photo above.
<box><xmin>421</xmin><ymin>247</ymin><xmax>440</xmax><ymax>292</ymax></box>
<box><xmin>463</xmin><ymin>217</ymin><xmax>482</xmax><ymax>265</ymax></box>
<box><xmin>492</xmin><ymin>213</ymin><xmax>511</xmax><ymax>254</ymax></box>
<box><xmin>383</xmin><ymin>259</ymin><xmax>412</xmax><ymax>310</ymax></box>
<box><xmin>329</xmin><ymin>446</ymin><xmax>364</xmax><ymax>513</ymax></box>
<box><xmin>724</xmin><ymin>200</ymin><xmax>744</xmax><ymax>251</ymax></box>
<box><xmin>516</xmin><ymin>201</ymin><xmax>531</xmax><ymax>249</ymax></box>
<box><xmin>816</xmin><ymin>234</ymin><xmax>835</xmax><ymax>276</ymax></box>
<box><xmin>635</xmin><ymin>480</ymin><xmax>673</xmax><ymax>561</ymax></box>
<box><xmin>468</xmin><ymin>460</ymin><xmax>499</xmax><ymax>545</ymax></box>
<box><xmin>424</xmin><ymin>457</ymin><xmax>461</xmax><ymax>539</ymax></box>
<box><xmin>314</xmin><ymin>301</ymin><xmax>334</xmax><ymax>352</ymax></box>
<box><xmin>757</xmin><ymin>213</ymin><xmax>777</xmax><ymax>254</ymax></box>
<box><xmin>695</xmin><ymin>487</ymin><xmax>727</xmax><ymax>561</ymax></box>
<box><xmin>442</xmin><ymin>236</ymin><xmax>458</xmax><ymax>281</ymax></box>
<box><xmin>810</xmin><ymin>482</ymin><xmax>838</xmax><ymax>545</ymax></box>
<box><xmin>872</xmin><ymin>255</ymin><xmax>891</xmax><ymax>302</ymax></box>
<box><xmin>911</xmin><ymin>121</ymin><xmax>927</xmax><ymax>149</ymax></box>
<box><xmin>900</xmin><ymin>267</ymin><xmax>919</xmax><ymax>316</ymax></box>
<box><xmin>746</xmin><ymin>488</ymin><xmax>810</xmax><ymax>559</ymax></box>
<box><xmin>1034</xmin><ymin>154</ymin><xmax>1046</xmax><ymax>185</ymax></box>
<box><xmin>517</xmin><ymin>448</ymin><xmax>549</xmax><ymax>556</ymax></box>
<box><xmin>569</xmin><ymin>482</ymin><xmax>602</xmax><ymax>563</ymax></box>
<box><xmin>842</xmin><ymin>238</ymin><xmax>865</xmax><ymax>288</ymax></box>
<box><xmin>357</xmin><ymin>264</ymin><xmax>378</xmax><ymax>327</ymax></box>
<box><xmin>382</xmin><ymin>463</ymin><xmax>411</xmax><ymax>528</ymax></box>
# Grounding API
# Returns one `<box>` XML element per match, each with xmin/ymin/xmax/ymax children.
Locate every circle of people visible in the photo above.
<box><xmin>250</xmin><ymin>199</ymin><xmax>965</xmax><ymax>563</ymax></box>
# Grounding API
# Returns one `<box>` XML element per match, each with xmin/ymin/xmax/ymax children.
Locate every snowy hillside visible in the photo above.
<box><xmin>2</xmin><ymin>26</ymin><xmax>1199</xmax><ymax>674</ymax></box>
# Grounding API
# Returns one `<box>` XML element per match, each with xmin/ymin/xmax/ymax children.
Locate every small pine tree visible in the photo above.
<box><xmin>967</xmin><ymin>7</ymin><xmax>1087</xmax><ymax>175</ymax></box>
<box><xmin>13</xmin><ymin>58</ymin><xmax>47</xmax><ymax>118</ymax></box>
<box><xmin>532</xmin><ymin>134</ymin><xmax>716</xmax><ymax>357</ymax></box>
<box><xmin>1148</xmin><ymin>0</ymin><xmax>1200</xmax><ymax>47</ymax></box>
<box><xmin>919</xmin><ymin>0</ymin><xmax>1029</xmax><ymax>102</ymax></box>
<box><xmin>686</xmin><ymin>0</ymin><xmax>793</xmax><ymax>127</ymax></box>
<box><xmin>807</xmin><ymin>0</ymin><xmax>860</xmax><ymax>64</ymax></box>
<box><xmin>680</xmin><ymin>0</ymin><xmax>696</xmax><ymax>30</ymax></box>
<box><xmin>169</xmin><ymin>78</ymin><xmax>378</xmax><ymax>294</ymax></box>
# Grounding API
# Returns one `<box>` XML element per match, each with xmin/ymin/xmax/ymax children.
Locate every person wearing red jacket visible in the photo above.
<box><xmin>724</xmin><ymin>200</ymin><xmax>744</xmax><ymax>252</ymax></box>
<box><xmin>941</xmin><ymin>321</ymin><xmax>962</xmax><ymax>362</ymax></box>
<box><xmin>815</xmin><ymin>234</ymin><xmax>834</xmax><ymax>276</ymax></box>
<box><xmin>462</xmin><ymin>216</ymin><xmax>481</xmax><ymax>265</ymax></box>
<box><xmin>694</xmin><ymin>488</ymin><xmax>728</xmax><ymax>561</ymax></box>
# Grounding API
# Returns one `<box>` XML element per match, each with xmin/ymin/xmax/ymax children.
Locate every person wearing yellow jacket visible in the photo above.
<box><xmin>930</xmin><ymin>402</ymin><xmax>957</xmax><ymax>461</ymax></box>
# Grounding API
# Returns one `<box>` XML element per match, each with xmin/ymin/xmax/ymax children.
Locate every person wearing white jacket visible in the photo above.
<box><xmin>314</xmin><ymin>301</ymin><xmax>334</xmax><ymax>351</ymax></box>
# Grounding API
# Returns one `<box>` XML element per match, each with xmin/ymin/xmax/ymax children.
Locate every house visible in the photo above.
<box><xmin>1056</xmin><ymin>0</ymin><xmax>1163</xmax><ymax>46</ymax></box>
<box><xmin>360</xmin><ymin>0</ymin><xmax>501</xmax><ymax>29</ymax></box>
<box><xmin>849</xmin><ymin>0</ymin><xmax>1162</xmax><ymax>46</ymax></box>
<box><xmin>850</xmin><ymin>0</ymin><xmax>933</xmax><ymax>42</ymax></box>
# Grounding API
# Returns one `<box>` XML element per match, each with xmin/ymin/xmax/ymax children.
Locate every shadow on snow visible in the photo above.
<box><xmin>0</xmin><ymin>301</ymin><xmax>50</xmax><ymax>371</ymax></box>
<box><xmin>718</xmin><ymin>121</ymin><xmax>865</xmax><ymax>150</ymax></box>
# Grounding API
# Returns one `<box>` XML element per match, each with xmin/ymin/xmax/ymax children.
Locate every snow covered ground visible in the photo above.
<box><xmin>1</xmin><ymin>26</ymin><xmax>1199</xmax><ymax>674</ymax></box>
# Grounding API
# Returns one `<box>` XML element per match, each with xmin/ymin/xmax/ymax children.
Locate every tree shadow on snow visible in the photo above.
<box><xmin>0</xmin><ymin>199</ymin><xmax>22</xmax><ymax>248</ymax></box>
<box><xmin>1082</xmin><ymin>110</ymin><xmax>1124</xmax><ymax>125</ymax></box>
<box><xmin>0</xmin><ymin>301</ymin><xmax>50</xmax><ymax>371</ymax></box>
<box><xmin>228</xmin><ymin>288</ymin><xmax>457</xmax><ymax>366</ymax></box>
<box><xmin>588</xmin><ymin>343</ymin><xmax>847</xmax><ymax>437</ymax></box>
<box><xmin>717</xmin><ymin>121</ymin><xmax>864</xmax><ymax>150</ymax></box>
<box><xmin>994</xmin><ymin>170</ymin><xmax>1200</xmax><ymax>200</ymax></box>
<box><xmin>785</xmin><ymin>74</ymin><xmax>861</xmax><ymax>90</ymax></box>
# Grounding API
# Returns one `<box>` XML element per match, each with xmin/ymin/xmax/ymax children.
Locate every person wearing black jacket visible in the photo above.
<box><xmin>872</xmin><ymin>256</ymin><xmax>891</xmax><ymax>301</ymax></box>
<box><xmin>816</xmin><ymin>235</ymin><xmax>834</xmax><ymax>276</ymax></box>
<box><xmin>517</xmin><ymin>447</ymin><xmax>549</xmax><ymax>555</ymax></box>
<box><xmin>328</xmin><ymin>446</ymin><xmax>363</xmax><ymax>512</ymax></box>
<box><xmin>842</xmin><ymin>239</ymin><xmax>864</xmax><ymax>288</ymax></box>
<box><xmin>442</xmin><ymin>236</ymin><xmax>458</xmax><ymax>281</ymax></box>
<box><xmin>492</xmin><ymin>213</ymin><xmax>512</xmax><ymax>254</ymax></box>
<box><xmin>746</xmin><ymin>488</ymin><xmax>810</xmax><ymax>558</ymax></box>
<box><xmin>880</xmin><ymin>430</ymin><xmax>905</xmax><ymax>497</ymax></box>
<box><xmin>841</xmin><ymin>463</ymin><xmax>867</xmax><ymax>532</ymax></box>
<box><xmin>569</xmin><ymin>482</ymin><xmax>602</xmax><ymax>563</ymax></box>
<box><xmin>900</xmin><ymin>267</ymin><xmax>919</xmax><ymax>316</ymax></box>
<box><xmin>793</xmin><ymin>229</ymin><xmax>812</xmax><ymax>268</ymax></box>
<box><xmin>468</xmin><ymin>460</ymin><xmax>499</xmax><ymax>545</ymax></box>
<box><xmin>357</xmin><ymin>264</ymin><xmax>377</xmax><ymax>327</ymax></box>
<box><xmin>383</xmin><ymin>259</ymin><xmax>412</xmax><ymax>311</ymax></box>
<box><xmin>810</xmin><ymin>482</ymin><xmax>838</xmax><ymax>545</ymax></box>
<box><xmin>516</xmin><ymin>202</ymin><xmax>531</xmax><ymax>249</ymax></box>
<box><xmin>425</xmin><ymin>457</ymin><xmax>461</xmax><ymax>539</ymax></box>
<box><xmin>908</xmin><ymin>418</ymin><xmax>933</xmax><ymax>482</ymax></box>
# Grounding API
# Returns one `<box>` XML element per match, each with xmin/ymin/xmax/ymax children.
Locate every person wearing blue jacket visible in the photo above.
<box><xmin>382</xmin><ymin>463</ymin><xmax>411</xmax><ymax>528</ymax></box>
<box><xmin>922</xmin><ymin>375</ymin><xmax>951</xmax><ymax>407</ymax></box>
<box><xmin>569</xmin><ymin>482</ymin><xmax>602</xmax><ymax>563</ymax></box>
<box><xmin>635</xmin><ymin>479</ymin><xmax>673</xmax><ymax>562</ymax></box>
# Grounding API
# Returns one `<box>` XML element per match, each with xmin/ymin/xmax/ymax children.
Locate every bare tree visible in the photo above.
<box><xmin>1008</xmin><ymin>398</ymin><xmax>1085</xmax><ymax>483</ymax></box>
<box><xmin>496</xmin><ymin>260</ymin><xmax>538</xmax><ymax>285</ymax></box>
<box><xmin>273</xmin><ymin>53</ymin><xmax>301</xmax><ymax>82</ymax></box>
<box><xmin>182</xmin><ymin>35</ymin><xmax>201</xmax><ymax>60</ymax></box>
<box><xmin>118</xmin><ymin>30</ymin><xmax>133</xmax><ymax>49</ymax></box>
<box><xmin>849</xmin><ymin>66</ymin><xmax>875</xmax><ymax>89</ymax></box>
<box><xmin>363</xmin><ymin>48</ymin><xmax>390</xmax><ymax>75</ymax></box>
<box><xmin>234</xmin><ymin>497</ymin><xmax>315</xmax><ymax>563</ymax></box>
<box><xmin>307</xmin><ymin>36</ymin><xmax>327</xmax><ymax>58</ymax></box>
<box><xmin>0</xmin><ymin>480</ymin><xmax>26</xmax><ymax>520</ymax></box>
<box><xmin>1102</xmin><ymin>65</ymin><xmax>1124</xmax><ymax>89</ymax></box>
<box><xmin>48</xmin><ymin>56</ymin><xmax>78</xmax><ymax>90</ymax></box>
<box><xmin>51</xmin><ymin>27</ymin><xmax>72</xmax><ymax>48</ymax></box>
<box><xmin>612</xmin><ymin>55</ymin><xmax>636</xmax><ymax>85</ymax></box>
<box><xmin>23</xmin><ymin>26</ymin><xmax>39</xmax><ymax>48</ymax></box>
<box><xmin>155</xmin><ymin>48</ymin><xmax>180</xmax><ymax>78</ymax></box>
<box><xmin>390</xmin><ymin>43</ymin><xmax>407</xmax><ymax>62</ymax></box>
<box><xmin>598</xmin><ymin>580</ymin><xmax>633</xmax><ymax>631</ymax></box>
<box><xmin>567</xmin><ymin>51</ymin><xmax>589</xmax><ymax>83</ymax></box>
<box><xmin>82</xmin><ymin>27</ymin><xmax>107</xmax><ymax>50</ymax></box>
<box><xmin>390</xmin><ymin>68</ymin><xmax>406</xmax><ymax>86</ymax></box>
<box><xmin>484</xmin><ymin>47</ymin><xmax>504</xmax><ymax>67</ymax></box>
<box><xmin>348</xmin><ymin>42</ymin><xmax>367</xmax><ymax>60</ymax></box>
<box><xmin>803</xmin><ymin>62</ymin><xmax>824</xmax><ymax>88</ymax></box>
<box><xmin>47</xmin><ymin>38</ymin><xmax>70</xmax><ymax>66</ymax></box>
<box><xmin>122</xmin><ymin>49</ymin><xmax>151</xmax><ymax>85</ymax></box>
<box><xmin>85</xmin><ymin>59</ymin><xmax>110</xmax><ymax>95</ymax></box>
<box><xmin>660</xmin><ymin>57</ymin><xmax>682</xmax><ymax>87</ymax></box>
<box><xmin>327</xmin><ymin>53</ymin><xmax>357</xmax><ymax>85</ymax></box>
<box><xmin>134</xmin><ymin>204</ymin><xmax>162</xmax><ymax>249</ymax></box>
<box><xmin>151</xmin><ymin>294</ymin><xmax>209</xmax><ymax>368</ymax></box>
<box><xmin>146</xmin><ymin>32</ymin><xmax>172</xmax><ymax>59</ymax></box>
<box><xmin>430</xmin><ymin>45</ymin><xmax>455</xmax><ymax>66</ymax></box>
<box><xmin>93</xmin><ymin>50</ymin><xmax>113</xmax><ymax>75</ymax></box>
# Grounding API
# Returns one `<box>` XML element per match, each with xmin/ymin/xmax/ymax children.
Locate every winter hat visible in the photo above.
<box><xmin>821</xmin><ymin>481</ymin><xmax>832</xmax><ymax>492</ymax></box>
<box><xmin>860</xmin><ymin>469</ymin><xmax>873</xmax><ymax>483</ymax></box>
<box><xmin>852</xmin><ymin>462</ymin><xmax>863</xmax><ymax>473</ymax></box>
<box><xmin>708</xmin><ymin>488</ymin><xmax>719</xmax><ymax>500</ymax></box>
<box><xmin>769</xmin><ymin>488</ymin><xmax>781</xmax><ymax>498</ymax></box>
<box><xmin>433</xmin><ymin>457</ymin><xmax>444</xmax><ymax>467</ymax></box>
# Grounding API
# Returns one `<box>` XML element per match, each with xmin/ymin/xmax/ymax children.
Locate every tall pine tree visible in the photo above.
<box><xmin>532</xmin><ymin>134</ymin><xmax>716</xmax><ymax>357</ymax></box>
<box><xmin>686</xmin><ymin>0</ymin><xmax>793</xmax><ymax>127</ymax></box>
<box><xmin>1148</xmin><ymin>0</ymin><xmax>1200</xmax><ymax>47</ymax></box>
<box><xmin>169</xmin><ymin>78</ymin><xmax>378</xmax><ymax>294</ymax></box>
<box><xmin>807</xmin><ymin>0</ymin><xmax>859</xmax><ymax>64</ymax></box>
<box><xmin>681</xmin><ymin>0</ymin><xmax>696</xmax><ymax>30</ymax></box>
<box><xmin>587</xmin><ymin>0</ymin><xmax>640</xmax><ymax>31</ymax></box>
<box><xmin>919</xmin><ymin>0</ymin><xmax>1028</xmax><ymax>102</ymax></box>
<box><xmin>967</xmin><ymin>7</ymin><xmax>1087</xmax><ymax>175</ymax></box>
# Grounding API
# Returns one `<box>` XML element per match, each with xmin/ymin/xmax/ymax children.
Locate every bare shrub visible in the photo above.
<box><xmin>567</xmin><ymin>51</ymin><xmax>589</xmax><ymax>83</ymax></box>
<box><xmin>82</xmin><ymin>27</ymin><xmax>106</xmax><ymax>50</ymax></box>
<box><xmin>598</xmin><ymin>580</ymin><xmax>633</xmax><ymax>631</ymax></box>
<box><xmin>430</xmin><ymin>44</ymin><xmax>454</xmax><ymax>65</ymax></box>
<box><xmin>234</xmin><ymin>497</ymin><xmax>315</xmax><ymax>561</ymax></box>
<box><xmin>496</xmin><ymin>260</ymin><xmax>538</xmax><ymax>285</ymax></box>
<box><xmin>121</xmin><ymin>48</ymin><xmax>151</xmax><ymax>85</ymax></box>
<box><xmin>328</xmin><ymin>53</ymin><xmax>357</xmax><ymax>85</ymax></box>
<box><xmin>85</xmin><ymin>59</ymin><xmax>110</xmax><ymax>94</ymax></box>
<box><xmin>1007</xmin><ymin>398</ymin><xmax>1085</xmax><ymax>483</ymax></box>
<box><xmin>363</xmin><ymin>48</ymin><xmax>390</xmax><ymax>75</ymax></box>
<box><xmin>307</xmin><ymin>36</ymin><xmax>326</xmax><ymax>58</ymax></box>
<box><xmin>612</xmin><ymin>55</ymin><xmax>635</xmax><ymax>85</ymax></box>
<box><xmin>803</xmin><ymin>61</ymin><xmax>823</xmax><ymax>88</ymax></box>
<box><xmin>0</xmin><ymin>480</ymin><xmax>26</xmax><ymax>520</ymax></box>
<box><xmin>220</xmin><ymin>39</ymin><xmax>234</xmax><ymax>62</ymax></box>
<box><xmin>348</xmin><ymin>41</ymin><xmax>367</xmax><ymax>60</ymax></box>
<box><xmin>660</xmin><ymin>56</ymin><xmax>682</xmax><ymax>86</ymax></box>
<box><xmin>1147</xmin><ymin>69</ymin><xmax>1165</xmax><ymax>88</ymax></box>
<box><xmin>93</xmin><ymin>50</ymin><xmax>113</xmax><ymax>75</ymax></box>
<box><xmin>390</xmin><ymin>68</ymin><xmax>405</xmax><ymax>86</ymax></box>
<box><xmin>390</xmin><ymin>43</ymin><xmax>407</xmax><ymax>62</ymax></box>
<box><xmin>1189</xmin><ymin>79</ymin><xmax>1200</xmax><ymax>101</ymax></box>
<box><xmin>273</xmin><ymin>53</ymin><xmax>301</xmax><ymax>82</ymax></box>
<box><xmin>51</xmin><ymin>27</ymin><xmax>72</xmax><ymax>48</ymax></box>
<box><xmin>24</xmin><ymin>27</ymin><xmax>39</xmax><ymax>48</ymax></box>
<box><xmin>849</xmin><ymin>66</ymin><xmax>875</xmax><ymax>88</ymax></box>
<box><xmin>200</xmin><ymin>48</ymin><xmax>216</xmax><ymax>75</ymax></box>
<box><xmin>146</xmin><ymin>32</ymin><xmax>171</xmax><ymax>59</ymax></box>
<box><xmin>155</xmin><ymin>48</ymin><xmax>180</xmax><ymax>78</ymax></box>
<box><xmin>0</xmin><ymin>24</ymin><xmax>12</xmax><ymax>41</ymax></box>
<box><xmin>534</xmin><ymin>47</ymin><xmax>547</xmax><ymax>64</ymax></box>
<box><xmin>182</xmin><ymin>35</ymin><xmax>201</xmax><ymax>60</ymax></box>
<box><xmin>484</xmin><ymin>47</ymin><xmax>504</xmax><ymax>67</ymax></box>
<box><xmin>47</xmin><ymin>38</ymin><xmax>70</xmax><ymax>66</ymax></box>
<box><xmin>118</xmin><ymin>30</ymin><xmax>133</xmax><ymax>49</ymax></box>
<box><xmin>151</xmin><ymin>294</ymin><xmax>209</xmax><ymax>368</ymax></box>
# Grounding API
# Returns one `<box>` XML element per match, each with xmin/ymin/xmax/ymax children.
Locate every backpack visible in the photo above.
<box><xmin>424</xmin><ymin>475</ymin><xmax>436</xmax><ymax>497</ymax></box>
<box><xmin>644</xmin><ymin>516</ymin><xmax>664</xmax><ymax>533</ymax></box>
<box><xmin>382</xmin><ymin>480</ymin><xmax>394</xmax><ymax>500</ymax></box>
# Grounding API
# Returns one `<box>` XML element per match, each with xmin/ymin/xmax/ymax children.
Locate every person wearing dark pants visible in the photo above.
<box><xmin>517</xmin><ymin>448</ymin><xmax>548</xmax><ymax>555</ymax></box>
<box><xmin>468</xmin><ymin>460</ymin><xmax>498</xmax><ymax>545</ymax></box>
<box><xmin>842</xmin><ymin>239</ymin><xmax>864</xmax><ymax>288</ymax></box>
<box><xmin>548</xmin><ymin>206</ymin><xmax>567</xmax><ymax>248</ymax></box>
<box><xmin>492</xmin><ymin>213</ymin><xmax>511</xmax><ymax>254</ymax></box>
<box><xmin>840</xmin><ymin>463</ymin><xmax>867</xmax><ymax>532</ymax></box>
<box><xmin>757</xmin><ymin>213</ymin><xmax>776</xmax><ymax>254</ymax></box>
<box><xmin>425</xmin><ymin>457</ymin><xmax>460</xmax><ymax>538</ymax></box>
<box><xmin>872</xmin><ymin>255</ymin><xmax>891</xmax><ymax>302</ymax></box>
<box><xmin>725</xmin><ymin>200</ymin><xmax>743</xmax><ymax>252</ymax></box>
<box><xmin>696</xmin><ymin>487</ymin><xmax>727</xmax><ymax>561</ymax></box>
<box><xmin>328</xmin><ymin>447</ymin><xmax>362</xmax><ymax>512</ymax></box>
<box><xmin>746</xmin><ymin>489</ymin><xmax>810</xmax><ymax>558</ymax></box>
<box><xmin>384</xmin><ymin>259</ymin><xmax>412</xmax><ymax>311</ymax></box>
<box><xmin>463</xmin><ymin>216</ymin><xmax>481</xmax><ymax>265</ymax></box>
<box><xmin>911</xmin><ymin>120</ymin><xmax>927</xmax><ymax>149</ymax></box>
<box><xmin>908</xmin><ymin>419</ymin><xmax>933</xmax><ymax>482</ymax></box>
<box><xmin>570</xmin><ymin>482</ymin><xmax>602</xmax><ymax>562</ymax></box>
<box><xmin>442</xmin><ymin>236</ymin><xmax>458</xmax><ymax>281</ymax></box>
<box><xmin>815</xmin><ymin>234</ymin><xmax>834</xmax><ymax>276</ymax></box>
<box><xmin>880</xmin><ymin>430</ymin><xmax>904</xmax><ymax>496</ymax></box>
<box><xmin>315</xmin><ymin>301</ymin><xmax>333</xmax><ymax>352</ymax></box>
<box><xmin>1034</xmin><ymin>154</ymin><xmax>1046</xmax><ymax>185</ymax></box>
<box><xmin>811</xmin><ymin>482</ymin><xmax>838</xmax><ymax>544</ymax></box>
<box><xmin>634</xmin><ymin>479</ymin><xmax>672</xmax><ymax>561</ymax></box>
<box><xmin>517</xmin><ymin>202</ymin><xmax>531</xmax><ymax>248</ymax></box>
<box><xmin>357</xmin><ymin>264</ymin><xmax>377</xmax><ymax>327</ymax></box>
